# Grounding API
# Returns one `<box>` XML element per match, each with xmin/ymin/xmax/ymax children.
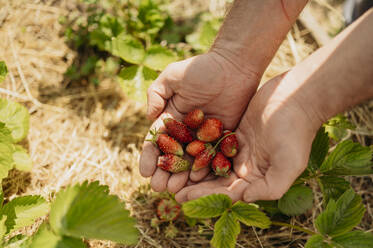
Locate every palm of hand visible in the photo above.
<box><xmin>140</xmin><ymin>52</ymin><xmax>260</xmax><ymax>194</ymax></box>
<box><xmin>175</xmin><ymin>75</ymin><xmax>319</xmax><ymax>203</ymax></box>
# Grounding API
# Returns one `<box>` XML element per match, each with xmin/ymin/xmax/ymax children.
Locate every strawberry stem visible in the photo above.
<box><xmin>213</xmin><ymin>132</ymin><xmax>235</xmax><ymax>150</ymax></box>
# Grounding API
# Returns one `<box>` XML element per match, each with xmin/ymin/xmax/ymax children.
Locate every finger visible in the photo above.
<box><xmin>147</xmin><ymin>65</ymin><xmax>180</xmax><ymax>120</ymax></box>
<box><xmin>243</xmin><ymin>147</ymin><xmax>308</xmax><ymax>202</ymax></box>
<box><xmin>187</xmin><ymin>179</ymin><xmax>249</xmax><ymax>203</ymax></box>
<box><xmin>167</xmin><ymin>170</ymin><xmax>189</xmax><ymax>193</ymax></box>
<box><xmin>139</xmin><ymin>141</ymin><xmax>160</xmax><ymax>177</ymax></box>
<box><xmin>175</xmin><ymin>173</ymin><xmax>238</xmax><ymax>203</ymax></box>
<box><xmin>189</xmin><ymin>167</ymin><xmax>210</xmax><ymax>182</ymax></box>
<box><xmin>150</xmin><ymin>168</ymin><xmax>171</xmax><ymax>192</ymax></box>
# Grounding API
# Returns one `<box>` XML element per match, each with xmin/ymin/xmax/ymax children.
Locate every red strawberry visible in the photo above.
<box><xmin>163</xmin><ymin>118</ymin><xmax>193</xmax><ymax>143</ymax></box>
<box><xmin>212</xmin><ymin>152</ymin><xmax>232</xmax><ymax>177</ymax></box>
<box><xmin>192</xmin><ymin>144</ymin><xmax>215</xmax><ymax>171</ymax></box>
<box><xmin>183</xmin><ymin>109</ymin><xmax>204</xmax><ymax>129</ymax></box>
<box><xmin>219</xmin><ymin>130</ymin><xmax>239</xmax><ymax>157</ymax></box>
<box><xmin>197</xmin><ymin>118</ymin><xmax>223</xmax><ymax>142</ymax></box>
<box><xmin>186</xmin><ymin>140</ymin><xmax>206</xmax><ymax>157</ymax></box>
<box><xmin>192</xmin><ymin>132</ymin><xmax>236</xmax><ymax>171</ymax></box>
<box><xmin>157</xmin><ymin>154</ymin><xmax>190</xmax><ymax>173</ymax></box>
<box><xmin>156</xmin><ymin>199</ymin><xmax>181</xmax><ymax>221</ymax></box>
<box><xmin>148</xmin><ymin>130</ymin><xmax>184</xmax><ymax>156</ymax></box>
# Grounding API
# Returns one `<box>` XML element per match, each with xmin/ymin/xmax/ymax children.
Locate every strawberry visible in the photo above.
<box><xmin>219</xmin><ymin>130</ymin><xmax>239</xmax><ymax>157</ymax></box>
<box><xmin>192</xmin><ymin>143</ymin><xmax>215</xmax><ymax>171</ymax></box>
<box><xmin>186</xmin><ymin>140</ymin><xmax>206</xmax><ymax>157</ymax></box>
<box><xmin>212</xmin><ymin>152</ymin><xmax>232</xmax><ymax>177</ymax></box>
<box><xmin>197</xmin><ymin>118</ymin><xmax>223</xmax><ymax>142</ymax></box>
<box><xmin>163</xmin><ymin>118</ymin><xmax>193</xmax><ymax>143</ymax></box>
<box><xmin>156</xmin><ymin>199</ymin><xmax>181</xmax><ymax>221</ymax></box>
<box><xmin>183</xmin><ymin>109</ymin><xmax>204</xmax><ymax>129</ymax></box>
<box><xmin>157</xmin><ymin>154</ymin><xmax>190</xmax><ymax>173</ymax></box>
<box><xmin>147</xmin><ymin>130</ymin><xmax>184</xmax><ymax>156</ymax></box>
<box><xmin>192</xmin><ymin>132</ymin><xmax>236</xmax><ymax>171</ymax></box>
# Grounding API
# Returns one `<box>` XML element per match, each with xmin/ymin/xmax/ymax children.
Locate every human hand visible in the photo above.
<box><xmin>139</xmin><ymin>52</ymin><xmax>260</xmax><ymax>193</ymax></box>
<box><xmin>175</xmin><ymin>73</ymin><xmax>324</xmax><ymax>203</ymax></box>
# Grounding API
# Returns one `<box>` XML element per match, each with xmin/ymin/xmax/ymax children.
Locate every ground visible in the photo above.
<box><xmin>0</xmin><ymin>0</ymin><xmax>372</xmax><ymax>247</ymax></box>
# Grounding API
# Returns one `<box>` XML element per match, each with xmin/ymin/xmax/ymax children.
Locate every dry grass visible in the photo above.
<box><xmin>0</xmin><ymin>0</ymin><xmax>372</xmax><ymax>247</ymax></box>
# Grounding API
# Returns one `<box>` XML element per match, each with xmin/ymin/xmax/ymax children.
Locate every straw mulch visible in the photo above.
<box><xmin>0</xmin><ymin>0</ymin><xmax>372</xmax><ymax>247</ymax></box>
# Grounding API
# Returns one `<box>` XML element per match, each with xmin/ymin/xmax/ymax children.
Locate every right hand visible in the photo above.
<box><xmin>139</xmin><ymin>51</ymin><xmax>261</xmax><ymax>194</ymax></box>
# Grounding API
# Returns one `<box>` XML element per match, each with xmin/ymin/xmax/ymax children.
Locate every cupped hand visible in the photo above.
<box><xmin>139</xmin><ymin>52</ymin><xmax>261</xmax><ymax>193</ymax></box>
<box><xmin>175</xmin><ymin>73</ymin><xmax>324</xmax><ymax>203</ymax></box>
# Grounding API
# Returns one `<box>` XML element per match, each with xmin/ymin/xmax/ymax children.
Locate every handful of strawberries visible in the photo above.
<box><xmin>147</xmin><ymin>109</ymin><xmax>239</xmax><ymax>177</ymax></box>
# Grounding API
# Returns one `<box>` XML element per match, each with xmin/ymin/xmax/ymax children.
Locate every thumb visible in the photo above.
<box><xmin>146</xmin><ymin>67</ymin><xmax>178</xmax><ymax>120</ymax></box>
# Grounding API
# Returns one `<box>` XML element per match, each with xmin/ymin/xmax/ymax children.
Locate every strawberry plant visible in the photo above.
<box><xmin>182</xmin><ymin>119</ymin><xmax>373</xmax><ymax>248</ymax></box>
<box><xmin>63</xmin><ymin>0</ymin><xmax>179</xmax><ymax>102</ymax></box>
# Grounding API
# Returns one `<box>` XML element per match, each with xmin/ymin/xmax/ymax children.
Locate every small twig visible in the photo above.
<box><xmin>251</xmin><ymin>226</ymin><xmax>264</xmax><ymax>248</ymax></box>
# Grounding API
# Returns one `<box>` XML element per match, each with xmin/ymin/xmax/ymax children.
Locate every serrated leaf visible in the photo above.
<box><xmin>324</xmin><ymin>115</ymin><xmax>355</xmax><ymax>141</ymax></box>
<box><xmin>111</xmin><ymin>35</ymin><xmax>145</xmax><ymax>64</ymax></box>
<box><xmin>182</xmin><ymin>194</ymin><xmax>232</xmax><ymax>219</ymax></box>
<box><xmin>30</xmin><ymin>224</ymin><xmax>86</xmax><ymax>248</ymax></box>
<box><xmin>49</xmin><ymin>181</ymin><xmax>138</xmax><ymax>245</ymax></box>
<box><xmin>231</xmin><ymin>201</ymin><xmax>271</xmax><ymax>229</ymax></box>
<box><xmin>278</xmin><ymin>185</ymin><xmax>313</xmax><ymax>216</ymax></box>
<box><xmin>0</xmin><ymin>98</ymin><xmax>30</xmax><ymax>142</ymax></box>
<box><xmin>320</xmin><ymin>140</ymin><xmax>373</xmax><ymax>175</ymax></box>
<box><xmin>308</xmin><ymin>127</ymin><xmax>329</xmax><ymax>171</ymax></box>
<box><xmin>118</xmin><ymin>65</ymin><xmax>157</xmax><ymax>102</ymax></box>
<box><xmin>256</xmin><ymin>200</ymin><xmax>281</xmax><ymax>216</ymax></box>
<box><xmin>143</xmin><ymin>46</ymin><xmax>177</xmax><ymax>71</ymax></box>
<box><xmin>332</xmin><ymin>231</ymin><xmax>373</xmax><ymax>248</ymax></box>
<box><xmin>315</xmin><ymin>189</ymin><xmax>365</xmax><ymax>237</ymax></box>
<box><xmin>0</xmin><ymin>215</ymin><xmax>7</xmax><ymax>239</ymax></box>
<box><xmin>0</xmin><ymin>61</ymin><xmax>8</xmax><ymax>83</ymax></box>
<box><xmin>305</xmin><ymin>234</ymin><xmax>331</xmax><ymax>248</ymax></box>
<box><xmin>0</xmin><ymin>142</ymin><xmax>15</xmax><ymax>181</ymax></box>
<box><xmin>211</xmin><ymin>211</ymin><xmax>240</xmax><ymax>248</ymax></box>
<box><xmin>1</xmin><ymin>195</ymin><xmax>49</xmax><ymax>233</ymax></box>
<box><xmin>318</xmin><ymin>176</ymin><xmax>351</xmax><ymax>205</ymax></box>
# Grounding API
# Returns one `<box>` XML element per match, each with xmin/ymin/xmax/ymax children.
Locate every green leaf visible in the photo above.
<box><xmin>30</xmin><ymin>224</ymin><xmax>86</xmax><ymax>248</ymax></box>
<box><xmin>182</xmin><ymin>194</ymin><xmax>232</xmax><ymax>219</ymax></box>
<box><xmin>324</xmin><ymin>115</ymin><xmax>355</xmax><ymax>141</ymax></box>
<box><xmin>0</xmin><ymin>142</ymin><xmax>15</xmax><ymax>181</ymax></box>
<box><xmin>49</xmin><ymin>181</ymin><xmax>139</xmax><ymax>245</ymax></box>
<box><xmin>278</xmin><ymin>185</ymin><xmax>313</xmax><ymax>216</ymax></box>
<box><xmin>231</xmin><ymin>201</ymin><xmax>271</xmax><ymax>229</ymax></box>
<box><xmin>118</xmin><ymin>65</ymin><xmax>157</xmax><ymax>102</ymax></box>
<box><xmin>211</xmin><ymin>211</ymin><xmax>240</xmax><ymax>248</ymax></box>
<box><xmin>332</xmin><ymin>231</ymin><xmax>373</xmax><ymax>248</ymax></box>
<box><xmin>320</xmin><ymin>140</ymin><xmax>373</xmax><ymax>175</ymax></box>
<box><xmin>0</xmin><ymin>98</ymin><xmax>30</xmax><ymax>142</ymax></box>
<box><xmin>138</xmin><ymin>0</ymin><xmax>166</xmax><ymax>35</ymax></box>
<box><xmin>111</xmin><ymin>35</ymin><xmax>145</xmax><ymax>64</ymax></box>
<box><xmin>0</xmin><ymin>122</ymin><xmax>13</xmax><ymax>144</ymax></box>
<box><xmin>255</xmin><ymin>200</ymin><xmax>281</xmax><ymax>216</ymax></box>
<box><xmin>0</xmin><ymin>61</ymin><xmax>8</xmax><ymax>83</ymax></box>
<box><xmin>143</xmin><ymin>45</ymin><xmax>177</xmax><ymax>71</ymax></box>
<box><xmin>318</xmin><ymin>176</ymin><xmax>351</xmax><ymax>205</ymax></box>
<box><xmin>12</xmin><ymin>145</ymin><xmax>32</xmax><ymax>172</ymax></box>
<box><xmin>305</xmin><ymin>234</ymin><xmax>331</xmax><ymax>248</ymax></box>
<box><xmin>0</xmin><ymin>215</ymin><xmax>7</xmax><ymax>239</ymax></box>
<box><xmin>0</xmin><ymin>195</ymin><xmax>50</xmax><ymax>233</ymax></box>
<box><xmin>308</xmin><ymin>127</ymin><xmax>329</xmax><ymax>171</ymax></box>
<box><xmin>315</xmin><ymin>189</ymin><xmax>365</xmax><ymax>237</ymax></box>
<box><xmin>0</xmin><ymin>187</ymin><xmax>3</xmax><ymax>207</ymax></box>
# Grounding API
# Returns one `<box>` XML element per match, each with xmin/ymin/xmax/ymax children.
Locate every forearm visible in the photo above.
<box><xmin>211</xmin><ymin>0</ymin><xmax>309</xmax><ymax>77</ymax></box>
<box><xmin>282</xmin><ymin>9</ymin><xmax>373</xmax><ymax>129</ymax></box>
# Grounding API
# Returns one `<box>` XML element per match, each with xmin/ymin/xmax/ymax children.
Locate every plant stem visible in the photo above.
<box><xmin>213</xmin><ymin>132</ymin><xmax>235</xmax><ymax>150</ymax></box>
<box><xmin>271</xmin><ymin>221</ymin><xmax>317</xmax><ymax>235</ymax></box>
